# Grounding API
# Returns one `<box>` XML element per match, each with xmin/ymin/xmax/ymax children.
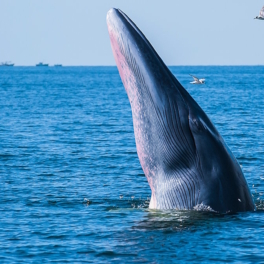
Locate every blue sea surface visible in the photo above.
<box><xmin>0</xmin><ymin>66</ymin><xmax>264</xmax><ymax>263</ymax></box>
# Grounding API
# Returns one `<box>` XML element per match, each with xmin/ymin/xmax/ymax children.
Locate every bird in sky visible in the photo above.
<box><xmin>254</xmin><ymin>5</ymin><xmax>264</xmax><ymax>20</ymax></box>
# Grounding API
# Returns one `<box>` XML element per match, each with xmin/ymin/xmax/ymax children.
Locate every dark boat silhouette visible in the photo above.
<box><xmin>36</xmin><ymin>62</ymin><xmax>49</xmax><ymax>67</ymax></box>
<box><xmin>1</xmin><ymin>61</ymin><xmax>14</xmax><ymax>66</ymax></box>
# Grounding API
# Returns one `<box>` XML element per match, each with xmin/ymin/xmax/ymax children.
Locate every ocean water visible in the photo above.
<box><xmin>0</xmin><ymin>66</ymin><xmax>264</xmax><ymax>263</ymax></box>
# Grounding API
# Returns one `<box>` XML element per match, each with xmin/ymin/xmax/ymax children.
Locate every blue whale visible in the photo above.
<box><xmin>107</xmin><ymin>8</ymin><xmax>255</xmax><ymax>213</ymax></box>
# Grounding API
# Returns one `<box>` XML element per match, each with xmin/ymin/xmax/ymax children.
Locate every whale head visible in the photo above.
<box><xmin>107</xmin><ymin>8</ymin><xmax>255</xmax><ymax>212</ymax></box>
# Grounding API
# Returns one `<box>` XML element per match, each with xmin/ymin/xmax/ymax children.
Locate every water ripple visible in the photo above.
<box><xmin>0</xmin><ymin>66</ymin><xmax>264</xmax><ymax>263</ymax></box>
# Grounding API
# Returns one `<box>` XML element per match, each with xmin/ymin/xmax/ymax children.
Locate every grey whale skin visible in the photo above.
<box><xmin>107</xmin><ymin>8</ymin><xmax>255</xmax><ymax>213</ymax></box>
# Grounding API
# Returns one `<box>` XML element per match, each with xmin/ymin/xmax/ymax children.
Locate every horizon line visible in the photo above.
<box><xmin>1</xmin><ymin>64</ymin><xmax>264</xmax><ymax>67</ymax></box>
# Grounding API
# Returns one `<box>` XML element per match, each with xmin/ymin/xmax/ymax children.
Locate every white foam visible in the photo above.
<box><xmin>193</xmin><ymin>203</ymin><xmax>216</xmax><ymax>212</ymax></box>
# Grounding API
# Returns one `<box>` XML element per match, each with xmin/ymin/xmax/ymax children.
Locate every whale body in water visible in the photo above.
<box><xmin>106</xmin><ymin>8</ymin><xmax>255</xmax><ymax>213</ymax></box>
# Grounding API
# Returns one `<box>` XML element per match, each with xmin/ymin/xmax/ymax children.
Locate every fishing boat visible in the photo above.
<box><xmin>1</xmin><ymin>61</ymin><xmax>14</xmax><ymax>66</ymax></box>
<box><xmin>36</xmin><ymin>62</ymin><xmax>49</xmax><ymax>67</ymax></box>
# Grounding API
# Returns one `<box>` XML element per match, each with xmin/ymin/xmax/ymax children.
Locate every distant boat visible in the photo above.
<box><xmin>54</xmin><ymin>64</ymin><xmax>62</xmax><ymax>67</ymax></box>
<box><xmin>1</xmin><ymin>61</ymin><xmax>14</xmax><ymax>66</ymax></box>
<box><xmin>36</xmin><ymin>62</ymin><xmax>49</xmax><ymax>67</ymax></box>
<box><xmin>255</xmin><ymin>5</ymin><xmax>264</xmax><ymax>20</ymax></box>
<box><xmin>190</xmin><ymin>74</ymin><xmax>205</xmax><ymax>84</ymax></box>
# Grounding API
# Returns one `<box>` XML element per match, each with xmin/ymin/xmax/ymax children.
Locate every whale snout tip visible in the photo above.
<box><xmin>106</xmin><ymin>8</ymin><xmax>119</xmax><ymax>23</ymax></box>
<box><xmin>107</xmin><ymin>7</ymin><xmax>116</xmax><ymax>16</ymax></box>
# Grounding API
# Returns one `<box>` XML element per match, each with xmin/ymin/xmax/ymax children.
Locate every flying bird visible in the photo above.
<box><xmin>254</xmin><ymin>5</ymin><xmax>264</xmax><ymax>20</ymax></box>
<box><xmin>189</xmin><ymin>74</ymin><xmax>205</xmax><ymax>84</ymax></box>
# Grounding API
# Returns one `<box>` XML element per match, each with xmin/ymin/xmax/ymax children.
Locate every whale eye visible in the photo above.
<box><xmin>193</xmin><ymin>119</ymin><xmax>199</xmax><ymax>126</ymax></box>
<box><xmin>189</xmin><ymin>116</ymin><xmax>206</xmax><ymax>133</ymax></box>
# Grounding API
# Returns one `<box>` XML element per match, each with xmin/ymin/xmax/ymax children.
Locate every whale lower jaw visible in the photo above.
<box><xmin>149</xmin><ymin>195</ymin><xmax>215</xmax><ymax>212</ymax></box>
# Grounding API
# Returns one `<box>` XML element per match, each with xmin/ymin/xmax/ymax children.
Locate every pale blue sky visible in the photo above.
<box><xmin>0</xmin><ymin>0</ymin><xmax>263</xmax><ymax>66</ymax></box>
